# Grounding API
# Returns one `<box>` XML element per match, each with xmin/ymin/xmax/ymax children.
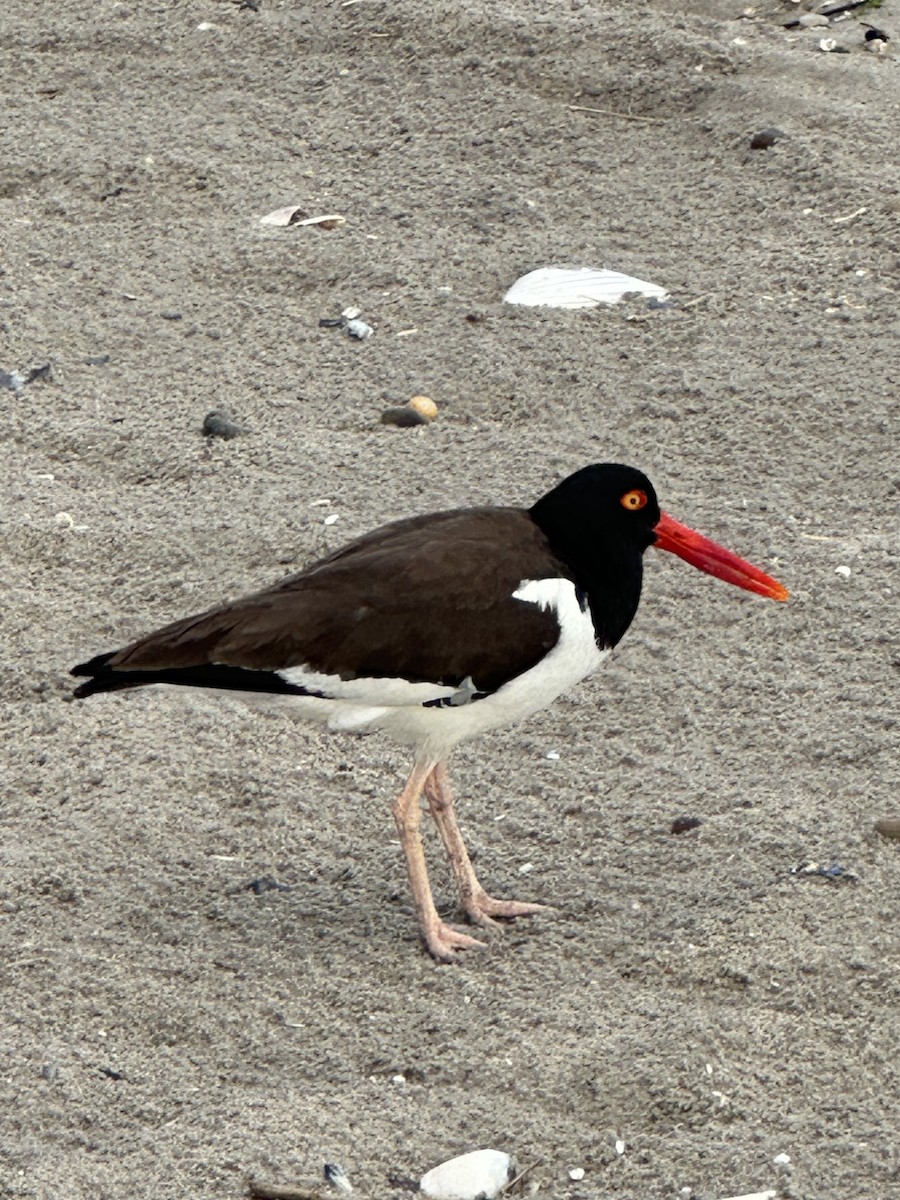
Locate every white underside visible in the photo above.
<box><xmin>197</xmin><ymin>579</ymin><xmax>607</xmax><ymax>760</ymax></box>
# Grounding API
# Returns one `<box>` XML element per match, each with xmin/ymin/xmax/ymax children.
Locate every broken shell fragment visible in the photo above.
<box><xmin>420</xmin><ymin>1149</ymin><xmax>515</xmax><ymax>1200</ymax></box>
<box><xmin>407</xmin><ymin>395</ymin><xmax>438</xmax><ymax>422</ymax></box>
<box><xmin>260</xmin><ymin>206</ymin><xmax>346</xmax><ymax>229</ymax></box>
<box><xmin>323</xmin><ymin>1163</ymin><xmax>353</xmax><ymax>1193</ymax></box>
<box><xmin>346</xmin><ymin>319</ymin><xmax>374</xmax><ymax>340</ymax></box>
<box><xmin>380</xmin><ymin>406</ymin><xmax>429</xmax><ymax>428</ymax></box>
<box><xmin>503</xmin><ymin>266</ymin><xmax>667</xmax><ymax>309</ymax></box>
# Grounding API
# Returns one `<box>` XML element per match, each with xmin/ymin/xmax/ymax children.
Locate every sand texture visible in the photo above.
<box><xmin>2</xmin><ymin>2</ymin><xmax>898</xmax><ymax>1198</ymax></box>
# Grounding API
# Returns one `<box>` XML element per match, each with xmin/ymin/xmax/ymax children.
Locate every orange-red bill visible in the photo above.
<box><xmin>654</xmin><ymin>512</ymin><xmax>789</xmax><ymax>602</ymax></box>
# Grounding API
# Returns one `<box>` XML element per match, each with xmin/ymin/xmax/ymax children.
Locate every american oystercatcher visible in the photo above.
<box><xmin>72</xmin><ymin>464</ymin><xmax>787</xmax><ymax>961</ymax></box>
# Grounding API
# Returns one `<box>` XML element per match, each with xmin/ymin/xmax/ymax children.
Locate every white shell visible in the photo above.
<box><xmin>346</xmin><ymin>319</ymin><xmax>374</xmax><ymax>340</ymax></box>
<box><xmin>260</xmin><ymin>206</ymin><xmax>346</xmax><ymax>228</ymax></box>
<box><xmin>503</xmin><ymin>266</ymin><xmax>667</xmax><ymax>309</ymax></box>
<box><xmin>420</xmin><ymin>1149</ymin><xmax>514</xmax><ymax>1200</ymax></box>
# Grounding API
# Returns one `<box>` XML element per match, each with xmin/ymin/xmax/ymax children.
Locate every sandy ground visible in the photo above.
<box><xmin>2</xmin><ymin>1</ymin><xmax>899</xmax><ymax>1198</ymax></box>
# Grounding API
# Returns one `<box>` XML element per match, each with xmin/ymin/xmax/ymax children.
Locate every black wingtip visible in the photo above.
<box><xmin>70</xmin><ymin>651</ymin><xmax>135</xmax><ymax>699</ymax></box>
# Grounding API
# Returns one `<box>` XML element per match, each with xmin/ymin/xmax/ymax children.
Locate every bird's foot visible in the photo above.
<box><xmin>422</xmin><ymin>919</ymin><xmax>486</xmax><ymax>963</ymax></box>
<box><xmin>462</xmin><ymin>888</ymin><xmax>552</xmax><ymax>929</ymax></box>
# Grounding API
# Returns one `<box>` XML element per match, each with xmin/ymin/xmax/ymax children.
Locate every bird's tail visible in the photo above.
<box><xmin>70</xmin><ymin>652</ymin><xmax>317</xmax><ymax>699</ymax></box>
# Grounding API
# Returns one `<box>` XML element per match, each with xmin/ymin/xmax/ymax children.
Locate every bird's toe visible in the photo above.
<box><xmin>423</xmin><ymin>920</ymin><xmax>486</xmax><ymax>962</ymax></box>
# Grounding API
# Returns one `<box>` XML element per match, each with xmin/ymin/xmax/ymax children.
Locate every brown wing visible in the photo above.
<box><xmin>103</xmin><ymin>508</ymin><xmax>568</xmax><ymax>694</ymax></box>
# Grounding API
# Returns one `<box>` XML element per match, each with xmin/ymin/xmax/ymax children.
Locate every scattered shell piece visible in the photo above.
<box><xmin>260</xmin><ymin>206</ymin><xmax>346</xmax><ymax>228</ymax></box>
<box><xmin>323</xmin><ymin>514</ymin><xmax>339</xmax><ymax>526</ymax></box>
<box><xmin>408</xmin><ymin>395</ymin><xmax>438</xmax><ymax>422</ymax></box>
<box><xmin>0</xmin><ymin>369</ymin><xmax>26</xmax><ymax>392</ymax></box>
<box><xmin>346</xmin><ymin>318</ymin><xmax>374</xmax><ymax>340</ymax></box>
<box><xmin>772</xmin><ymin>1153</ymin><xmax>791</xmax><ymax>1166</ymax></box>
<box><xmin>503</xmin><ymin>266</ymin><xmax>667</xmax><ymax>309</ymax></box>
<box><xmin>202</xmin><ymin>410</ymin><xmax>244</xmax><ymax>440</ymax></box>
<box><xmin>568</xmin><ymin>1167</ymin><xmax>585</xmax><ymax>1181</ymax></box>
<box><xmin>380</xmin><ymin>406</ymin><xmax>428</xmax><ymax>428</ymax></box>
<box><xmin>818</xmin><ymin>37</ymin><xmax>849</xmax><ymax>52</ymax></box>
<box><xmin>295</xmin><ymin>214</ymin><xmax>345</xmax><ymax>229</ymax></box>
<box><xmin>324</xmin><ymin>1163</ymin><xmax>353</xmax><ymax>1194</ymax></box>
<box><xmin>874</xmin><ymin>817</ymin><xmax>900</xmax><ymax>840</ymax></box>
<box><xmin>2</xmin><ymin>363</ymin><xmax>51</xmax><ymax>391</ymax></box>
<box><xmin>545</xmin><ymin>750</ymin><xmax>560</xmax><ymax>760</ymax></box>
<box><xmin>614</xmin><ymin>1138</ymin><xmax>626</xmax><ymax>1155</ymax></box>
<box><xmin>518</xmin><ymin>862</ymin><xmax>534</xmax><ymax>875</ymax></box>
<box><xmin>341</xmin><ymin>306</ymin><xmax>362</xmax><ymax>320</ymax></box>
<box><xmin>834</xmin><ymin>565</ymin><xmax>852</xmax><ymax>577</ymax></box>
<box><xmin>717</xmin><ymin>1192</ymin><xmax>776</xmax><ymax>1200</ymax></box>
<box><xmin>420</xmin><ymin>1149</ymin><xmax>515</xmax><ymax>1200</ymax></box>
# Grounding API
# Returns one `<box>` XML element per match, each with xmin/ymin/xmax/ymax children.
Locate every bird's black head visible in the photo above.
<box><xmin>529</xmin><ymin>463</ymin><xmax>661</xmax><ymax>647</ymax></box>
<box><xmin>530</xmin><ymin>463</ymin><xmax>661</xmax><ymax>559</ymax></box>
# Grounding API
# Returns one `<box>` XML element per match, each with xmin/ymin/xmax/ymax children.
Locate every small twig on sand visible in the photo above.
<box><xmin>248</xmin><ymin>1181</ymin><xmax>322</xmax><ymax>1200</ymax></box>
<box><xmin>503</xmin><ymin>1155</ymin><xmax>545</xmax><ymax>1193</ymax></box>
<box><xmin>567</xmin><ymin>103</ymin><xmax>667</xmax><ymax>123</ymax></box>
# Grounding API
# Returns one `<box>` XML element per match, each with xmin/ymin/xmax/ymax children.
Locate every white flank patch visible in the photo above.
<box><xmin>254</xmin><ymin>577</ymin><xmax>607</xmax><ymax>756</ymax></box>
<box><xmin>277</xmin><ymin>663</ymin><xmax>456</xmax><ymax>707</ymax></box>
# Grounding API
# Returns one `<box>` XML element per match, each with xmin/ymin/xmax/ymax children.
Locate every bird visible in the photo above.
<box><xmin>72</xmin><ymin>463</ymin><xmax>788</xmax><ymax>961</ymax></box>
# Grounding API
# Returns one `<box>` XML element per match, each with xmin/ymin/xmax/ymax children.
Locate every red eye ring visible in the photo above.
<box><xmin>620</xmin><ymin>488</ymin><xmax>648</xmax><ymax>511</ymax></box>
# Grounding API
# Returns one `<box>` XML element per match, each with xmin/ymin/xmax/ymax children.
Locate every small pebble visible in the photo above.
<box><xmin>160</xmin><ymin>310</ymin><xmax>183</xmax><ymax>321</ymax></box>
<box><xmin>568</xmin><ymin>1167</ymin><xmax>585</xmax><ymax>1181</ymax></box>
<box><xmin>671</xmin><ymin>815</ymin><xmax>702</xmax><ymax>835</ymax></box>
<box><xmin>874</xmin><ymin>818</ymin><xmax>900</xmax><ymax>841</ymax></box>
<box><xmin>408</xmin><ymin>395</ymin><xmax>438</xmax><ymax>422</ymax></box>
<box><xmin>202</xmin><ymin>409</ymin><xmax>243</xmax><ymax>440</ymax></box>
<box><xmin>798</xmin><ymin>12</ymin><xmax>829</xmax><ymax>26</ymax></box>
<box><xmin>380</xmin><ymin>406</ymin><xmax>428</xmax><ymax>428</ymax></box>
<box><xmin>749</xmin><ymin>128</ymin><xmax>784</xmax><ymax>150</ymax></box>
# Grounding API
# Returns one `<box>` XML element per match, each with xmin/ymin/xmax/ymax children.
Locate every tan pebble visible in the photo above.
<box><xmin>408</xmin><ymin>394</ymin><xmax>438</xmax><ymax>421</ymax></box>
<box><xmin>874</xmin><ymin>818</ymin><xmax>900</xmax><ymax>841</ymax></box>
<box><xmin>380</xmin><ymin>406</ymin><xmax>428</xmax><ymax>428</ymax></box>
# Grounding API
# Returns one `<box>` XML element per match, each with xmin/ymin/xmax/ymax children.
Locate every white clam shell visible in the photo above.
<box><xmin>503</xmin><ymin>266</ymin><xmax>667</xmax><ymax>309</ymax></box>
<box><xmin>420</xmin><ymin>1149</ymin><xmax>514</xmax><ymax>1200</ymax></box>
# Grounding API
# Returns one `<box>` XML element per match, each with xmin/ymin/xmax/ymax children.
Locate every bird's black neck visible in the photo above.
<box><xmin>529</xmin><ymin>489</ymin><xmax>650</xmax><ymax>650</ymax></box>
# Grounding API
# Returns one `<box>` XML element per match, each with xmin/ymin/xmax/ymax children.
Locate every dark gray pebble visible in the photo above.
<box><xmin>202</xmin><ymin>410</ymin><xmax>243</xmax><ymax>440</ymax></box>
<box><xmin>380</xmin><ymin>406</ymin><xmax>428</xmax><ymax>428</ymax></box>
<box><xmin>671</xmin><ymin>815</ymin><xmax>702</xmax><ymax>835</ymax></box>
<box><xmin>750</xmin><ymin>128</ymin><xmax>784</xmax><ymax>150</ymax></box>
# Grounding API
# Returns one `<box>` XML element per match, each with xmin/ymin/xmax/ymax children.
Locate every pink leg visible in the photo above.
<box><xmin>392</xmin><ymin>759</ymin><xmax>485</xmax><ymax>962</ymax></box>
<box><xmin>424</xmin><ymin>762</ymin><xmax>551</xmax><ymax>928</ymax></box>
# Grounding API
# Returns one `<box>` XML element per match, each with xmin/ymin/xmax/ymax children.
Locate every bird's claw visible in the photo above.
<box><xmin>463</xmin><ymin>891</ymin><xmax>552</xmax><ymax>929</ymax></box>
<box><xmin>423</xmin><ymin>920</ymin><xmax>486</xmax><ymax>962</ymax></box>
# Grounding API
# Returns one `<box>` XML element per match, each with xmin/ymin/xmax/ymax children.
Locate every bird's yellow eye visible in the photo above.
<box><xmin>620</xmin><ymin>488</ymin><xmax>648</xmax><ymax>511</ymax></box>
